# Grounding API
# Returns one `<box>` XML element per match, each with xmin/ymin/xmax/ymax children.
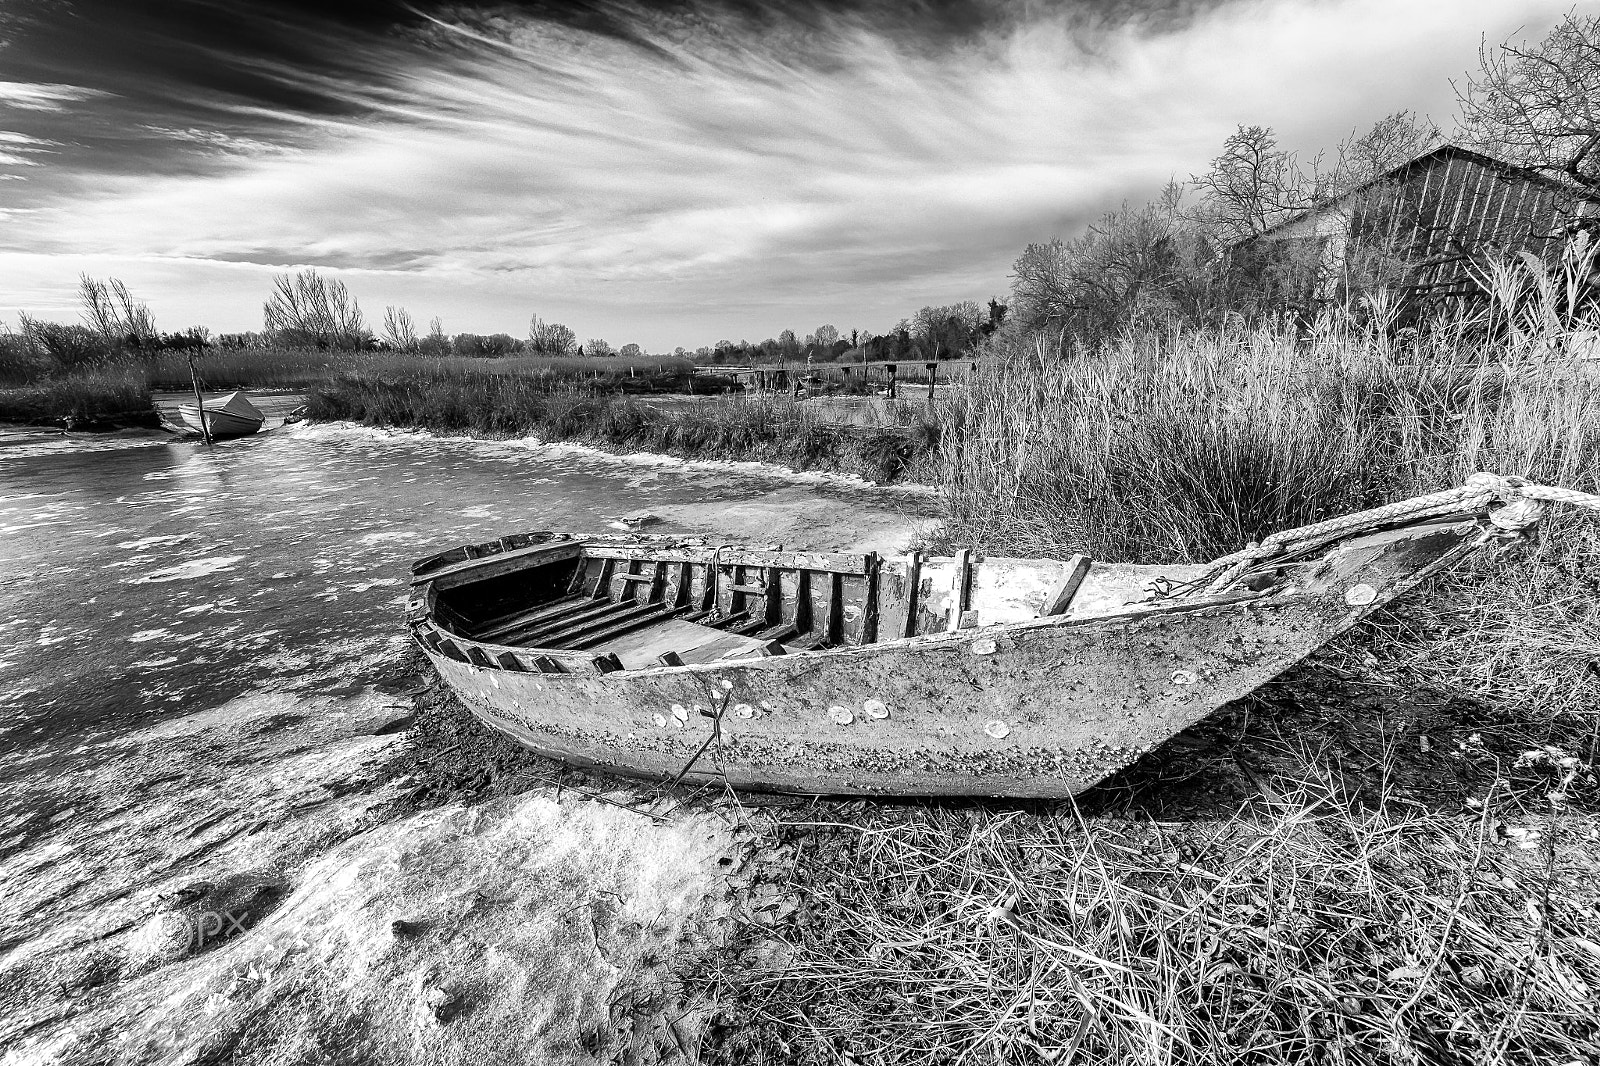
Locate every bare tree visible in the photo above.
<box><xmin>419</xmin><ymin>317</ymin><xmax>450</xmax><ymax>356</ymax></box>
<box><xmin>381</xmin><ymin>306</ymin><xmax>420</xmax><ymax>352</ymax></box>
<box><xmin>79</xmin><ymin>275</ymin><xmax>118</xmax><ymax>340</ymax></box>
<box><xmin>527</xmin><ymin>314</ymin><xmax>579</xmax><ymax>355</ymax></box>
<box><xmin>1331</xmin><ymin>111</ymin><xmax>1442</xmax><ymax>189</ymax></box>
<box><xmin>1011</xmin><ymin>192</ymin><xmax>1210</xmax><ymax>336</ymax></box>
<box><xmin>476</xmin><ymin>333</ymin><xmax>519</xmax><ymax>356</ymax></box>
<box><xmin>1189</xmin><ymin>126</ymin><xmax>1320</xmax><ymax>243</ymax></box>
<box><xmin>78</xmin><ymin>274</ymin><xmax>158</xmax><ymax>350</ymax></box>
<box><xmin>1457</xmin><ymin>13</ymin><xmax>1600</xmax><ymax>201</ymax></box>
<box><xmin>910</xmin><ymin>302</ymin><xmax>985</xmax><ymax>358</ymax></box>
<box><xmin>585</xmin><ymin>338</ymin><xmax>615</xmax><ymax>357</ymax></box>
<box><xmin>263</xmin><ymin>269</ymin><xmax>369</xmax><ymax>350</ymax></box>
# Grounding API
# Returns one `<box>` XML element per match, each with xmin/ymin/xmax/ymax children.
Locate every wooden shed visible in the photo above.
<box><xmin>1238</xmin><ymin>144</ymin><xmax>1597</xmax><ymax>312</ymax></box>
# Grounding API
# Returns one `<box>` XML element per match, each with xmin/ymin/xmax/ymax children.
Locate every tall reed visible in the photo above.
<box><xmin>941</xmin><ymin>322</ymin><xmax>1600</xmax><ymax>563</ymax></box>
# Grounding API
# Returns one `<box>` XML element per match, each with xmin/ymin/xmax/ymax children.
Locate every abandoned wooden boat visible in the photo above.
<box><xmin>407</xmin><ymin>474</ymin><xmax>1597</xmax><ymax>797</ymax></box>
<box><xmin>178</xmin><ymin>391</ymin><xmax>266</xmax><ymax>439</ymax></box>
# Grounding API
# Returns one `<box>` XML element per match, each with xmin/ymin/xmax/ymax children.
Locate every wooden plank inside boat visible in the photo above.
<box><xmin>589</xmin><ymin>618</ymin><xmax>788</xmax><ymax>668</ymax></box>
<box><xmin>875</xmin><ymin>552</ymin><xmax>921</xmax><ymax>639</ymax></box>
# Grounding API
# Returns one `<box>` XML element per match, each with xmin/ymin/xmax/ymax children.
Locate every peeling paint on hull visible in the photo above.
<box><xmin>417</xmin><ymin>519</ymin><xmax>1487</xmax><ymax>797</ymax></box>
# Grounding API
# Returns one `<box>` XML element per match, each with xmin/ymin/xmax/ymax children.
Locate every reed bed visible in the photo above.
<box><xmin>143</xmin><ymin>347</ymin><xmax>350</xmax><ymax>391</ymax></box>
<box><xmin>931</xmin><ymin>321</ymin><xmax>1600</xmax><ymax>720</ymax></box>
<box><xmin>0</xmin><ymin>366</ymin><xmax>153</xmax><ymax>424</ymax></box>
<box><xmin>938</xmin><ymin>326</ymin><xmax>1600</xmax><ymax>564</ymax></box>
<box><xmin>146</xmin><ymin>349</ymin><xmax>699</xmax><ymax>392</ymax></box>
<box><xmin>305</xmin><ymin>368</ymin><xmax>941</xmax><ymax>483</ymax></box>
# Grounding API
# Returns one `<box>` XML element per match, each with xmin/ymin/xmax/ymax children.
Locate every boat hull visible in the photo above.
<box><xmin>417</xmin><ymin>517</ymin><xmax>1486</xmax><ymax>797</ymax></box>
<box><xmin>178</xmin><ymin>405</ymin><xmax>264</xmax><ymax>439</ymax></box>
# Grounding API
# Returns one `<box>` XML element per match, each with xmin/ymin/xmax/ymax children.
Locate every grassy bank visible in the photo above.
<box><xmin>304</xmin><ymin>367</ymin><xmax>942</xmax><ymax>483</ymax></box>
<box><xmin>0</xmin><ymin>367</ymin><xmax>155</xmax><ymax>426</ymax></box>
<box><xmin>706</xmin><ymin>715</ymin><xmax>1600</xmax><ymax>1065</ymax></box>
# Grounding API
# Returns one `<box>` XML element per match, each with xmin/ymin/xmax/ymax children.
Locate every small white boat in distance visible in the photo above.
<box><xmin>178</xmin><ymin>391</ymin><xmax>267</xmax><ymax>439</ymax></box>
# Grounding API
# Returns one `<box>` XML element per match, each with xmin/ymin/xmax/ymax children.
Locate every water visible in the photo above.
<box><xmin>0</xmin><ymin>420</ymin><xmax>933</xmax><ymax>1060</ymax></box>
<box><xmin>0</xmin><ymin>422</ymin><xmax>933</xmax><ymax>758</ymax></box>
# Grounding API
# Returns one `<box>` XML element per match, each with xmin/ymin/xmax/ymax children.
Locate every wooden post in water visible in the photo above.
<box><xmin>925</xmin><ymin>361</ymin><xmax>937</xmax><ymax>405</ymax></box>
<box><xmin>187</xmin><ymin>352</ymin><xmax>212</xmax><ymax>447</ymax></box>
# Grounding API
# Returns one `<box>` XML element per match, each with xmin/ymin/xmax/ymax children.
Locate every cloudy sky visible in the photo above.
<box><xmin>0</xmin><ymin>0</ymin><xmax>1590</xmax><ymax>349</ymax></box>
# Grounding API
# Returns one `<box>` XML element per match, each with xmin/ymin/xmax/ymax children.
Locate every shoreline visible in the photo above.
<box><xmin>0</xmin><ymin>411</ymin><xmax>943</xmax><ymax>495</ymax></box>
<box><xmin>301</xmin><ymin>374</ymin><xmax>943</xmax><ymax>486</ymax></box>
<box><xmin>292</xmin><ymin>418</ymin><xmax>942</xmax><ymax>495</ymax></box>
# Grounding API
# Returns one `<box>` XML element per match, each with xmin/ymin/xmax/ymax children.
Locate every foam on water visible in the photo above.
<box><xmin>133</xmin><ymin>555</ymin><xmax>247</xmax><ymax>583</ymax></box>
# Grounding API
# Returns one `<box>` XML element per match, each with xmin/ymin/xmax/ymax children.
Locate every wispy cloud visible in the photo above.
<box><xmin>139</xmin><ymin>125</ymin><xmax>289</xmax><ymax>158</ymax></box>
<box><xmin>0</xmin><ymin>81</ymin><xmax>109</xmax><ymax>111</ymax></box>
<box><xmin>0</xmin><ymin>0</ymin><xmax>1591</xmax><ymax>346</ymax></box>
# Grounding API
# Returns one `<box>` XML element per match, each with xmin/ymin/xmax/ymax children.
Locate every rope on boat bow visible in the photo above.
<box><xmin>1198</xmin><ymin>472</ymin><xmax>1600</xmax><ymax>594</ymax></box>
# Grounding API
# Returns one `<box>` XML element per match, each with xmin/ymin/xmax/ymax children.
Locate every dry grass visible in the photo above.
<box><xmin>698</xmin><ymin>657</ymin><xmax>1600</xmax><ymax>1066</ymax></box>
<box><xmin>1343</xmin><ymin>522</ymin><xmax>1600</xmax><ymax>721</ymax></box>
<box><xmin>709</xmin><ymin>770</ymin><xmax>1600</xmax><ymax>1065</ymax></box>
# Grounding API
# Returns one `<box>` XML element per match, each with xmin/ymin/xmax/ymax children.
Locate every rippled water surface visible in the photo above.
<box><xmin>0</xmin><ymin>423</ymin><xmax>932</xmax><ymax>758</ymax></box>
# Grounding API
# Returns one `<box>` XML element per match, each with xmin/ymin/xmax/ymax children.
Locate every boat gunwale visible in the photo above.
<box><xmin>410</xmin><ymin>513</ymin><xmax>1492</xmax><ymax>678</ymax></box>
<box><xmin>412</xmin><ymin>580</ymin><xmax>1278</xmax><ymax>677</ymax></box>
